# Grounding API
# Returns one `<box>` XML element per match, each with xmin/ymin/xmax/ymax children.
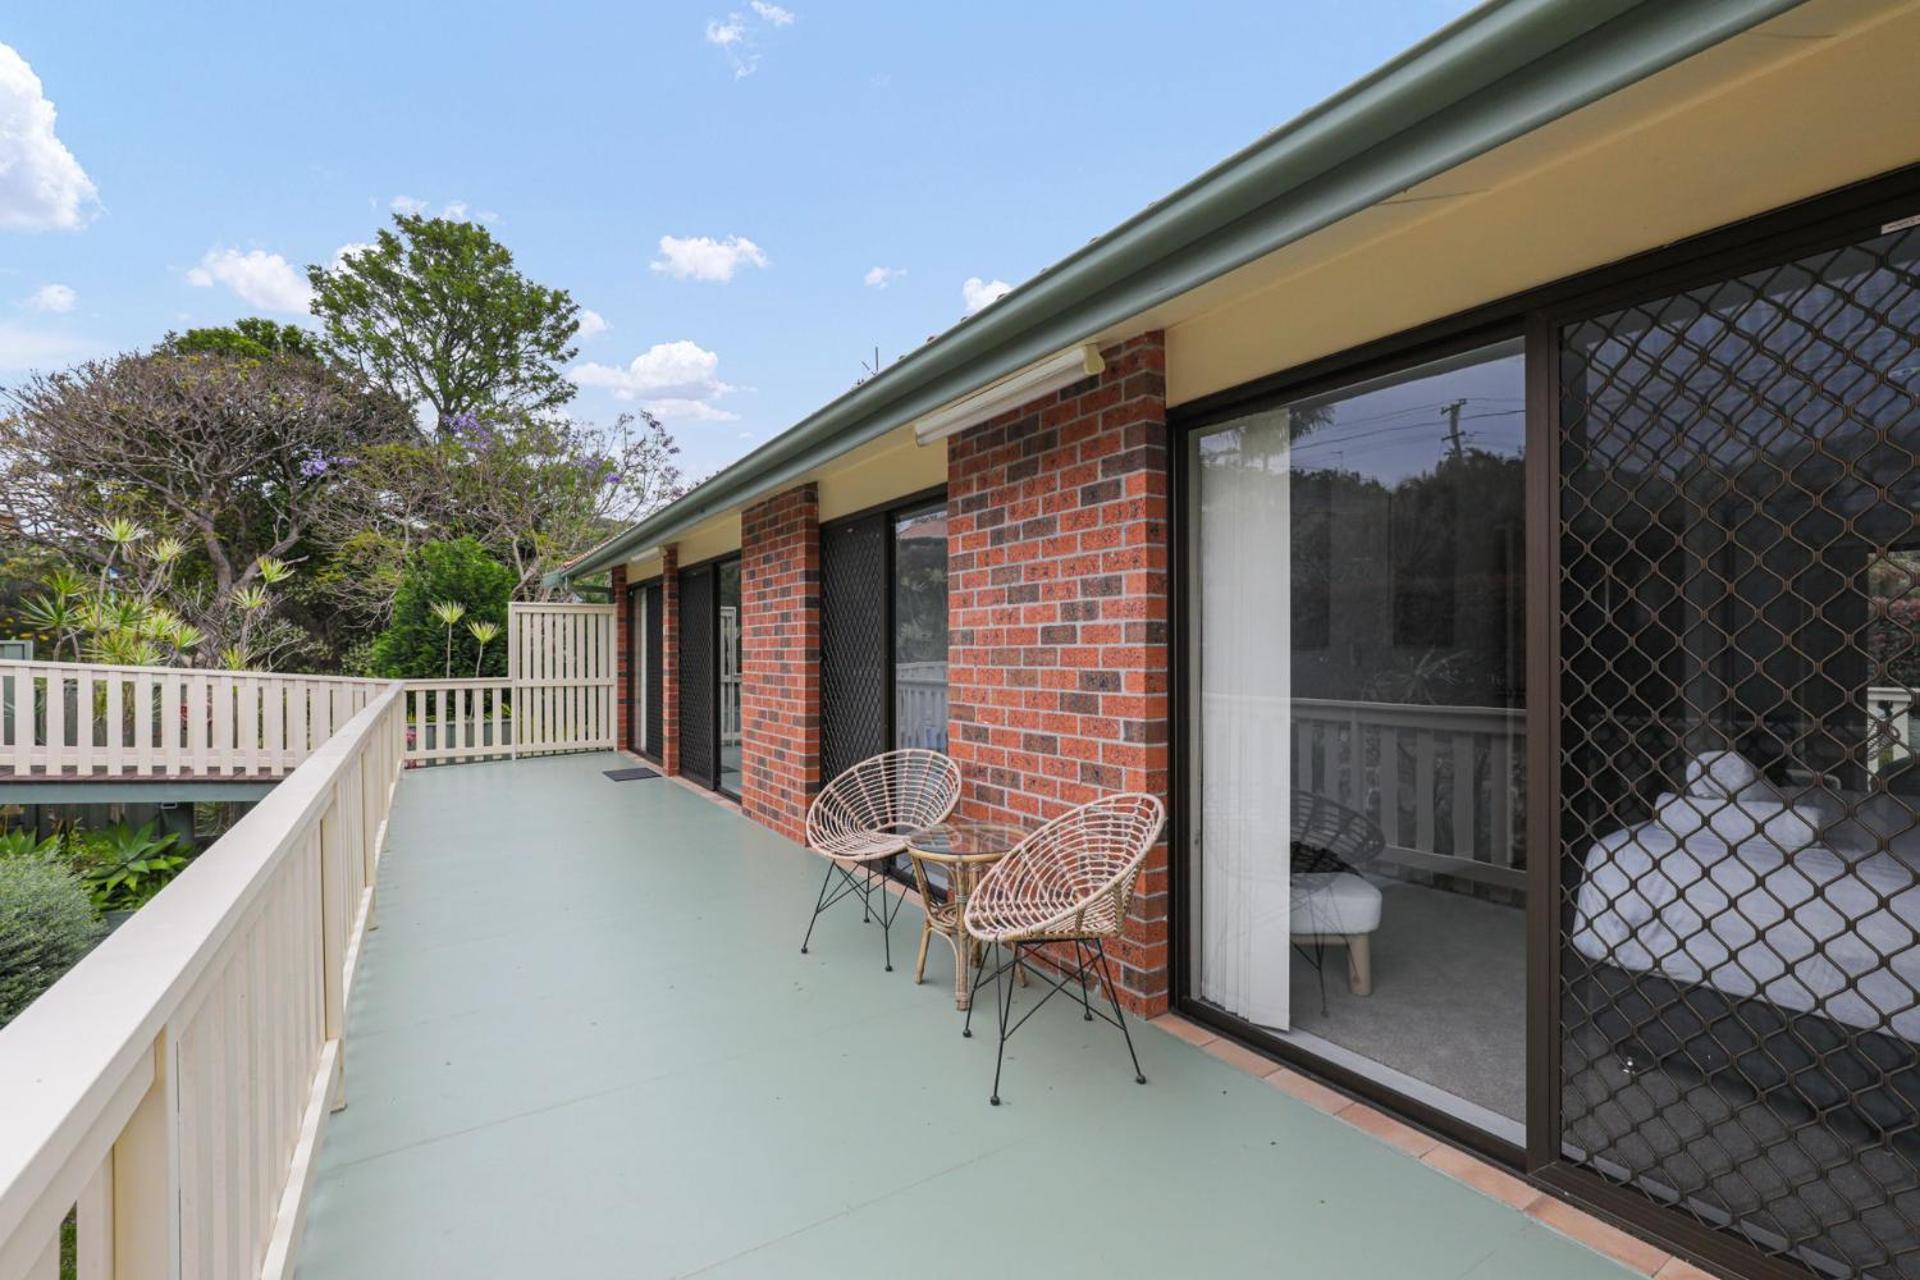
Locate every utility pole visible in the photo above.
<box><xmin>1442</xmin><ymin>398</ymin><xmax>1467</xmax><ymax>464</ymax></box>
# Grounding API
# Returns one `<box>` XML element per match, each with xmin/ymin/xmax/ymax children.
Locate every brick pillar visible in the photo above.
<box><xmin>660</xmin><ymin>545</ymin><xmax>681</xmax><ymax>777</ymax></box>
<box><xmin>739</xmin><ymin>484</ymin><xmax>822</xmax><ymax>842</ymax></box>
<box><xmin>946</xmin><ymin>332</ymin><xmax>1171</xmax><ymax>1014</ymax></box>
<box><xmin>612</xmin><ymin>563</ymin><xmax>631</xmax><ymax>752</ymax></box>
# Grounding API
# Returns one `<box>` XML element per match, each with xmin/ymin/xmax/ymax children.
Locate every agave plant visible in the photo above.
<box><xmin>253</xmin><ymin>557</ymin><xmax>294</xmax><ymax>586</ymax></box>
<box><xmin>467</xmin><ymin>619</ymin><xmax>500</xmax><ymax>677</ymax></box>
<box><xmin>147</xmin><ymin>536</ymin><xmax>188</xmax><ymax>567</ymax></box>
<box><xmin>99</xmin><ymin>517</ymin><xmax>149</xmax><ymax>551</ymax></box>
<box><xmin>218</xmin><ymin>645</ymin><xmax>254</xmax><ymax>671</ymax></box>
<box><xmin>429</xmin><ymin>601</ymin><xmax>467</xmax><ymax>678</ymax></box>
<box><xmin>22</xmin><ymin>574</ymin><xmax>87</xmax><ymax>660</ymax></box>
<box><xmin>232</xmin><ymin>585</ymin><xmax>271</xmax><ymax>613</ymax></box>
<box><xmin>86</xmin><ymin>629</ymin><xmax>164</xmax><ymax>668</ymax></box>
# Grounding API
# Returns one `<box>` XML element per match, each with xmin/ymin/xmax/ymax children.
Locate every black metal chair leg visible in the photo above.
<box><xmin>879</xmin><ymin>869</ymin><xmax>895</xmax><ymax>972</ymax></box>
<box><xmin>991</xmin><ymin>943</ymin><xmax>1017</xmax><ymax>1106</ymax></box>
<box><xmin>963</xmin><ymin>939</ymin><xmax>990</xmax><ymax>1038</ymax></box>
<box><xmin>862</xmin><ymin>865</ymin><xmax>873</xmax><ymax>923</ymax></box>
<box><xmin>1073</xmin><ymin>940</ymin><xmax>1094</xmax><ymax>1021</ymax></box>
<box><xmin>1094</xmin><ymin>938</ymin><xmax>1146</xmax><ymax>1085</ymax></box>
<box><xmin>799</xmin><ymin>860</ymin><xmax>836</xmax><ymax>954</ymax></box>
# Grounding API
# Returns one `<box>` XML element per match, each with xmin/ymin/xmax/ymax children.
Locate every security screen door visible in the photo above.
<box><xmin>678</xmin><ymin>564</ymin><xmax>717</xmax><ymax>788</ymax></box>
<box><xmin>1555</xmin><ymin>216</ymin><xmax>1920</xmax><ymax>1276</ymax></box>
<box><xmin>820</xmin><ymin>514</ymin><xmax>889</xmax><ymax>784</ymax></box>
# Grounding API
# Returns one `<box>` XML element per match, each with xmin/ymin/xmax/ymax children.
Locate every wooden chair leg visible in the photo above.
<box><xmin>914</xmin><ymin>921</ymin><xmax>932</xmax><ymax>984</ymax></box>
<box><xmin>1346</xmin><ymin>934</ymin><xmax>1373</xmax><ymax>996</ymax></box>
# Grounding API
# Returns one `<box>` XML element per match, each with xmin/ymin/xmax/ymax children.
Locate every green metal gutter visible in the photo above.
<box><xmin>552</xmin><ymin>0</ymin><xmax>1807</xmax><ymax>586</ymax></box>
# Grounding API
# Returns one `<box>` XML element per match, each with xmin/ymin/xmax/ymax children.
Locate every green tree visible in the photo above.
<box><xmin>307</xmin><ymin>215</ymin><xmax>581</xmax><ymax>430</ymax></box>
<box><xmin>165</xmin><ymin>317</ymin><xmax>326</xmax><ymax>362</ymax></box>
<box><xmin>0</xmin><ymin>858</ymin><xmax>104</xmax><ymax>1027</ymax></box>
<box><xmin>371</xmin><ymin>539</ymin><xmax>513</xmax><ymax>679</ymax></box>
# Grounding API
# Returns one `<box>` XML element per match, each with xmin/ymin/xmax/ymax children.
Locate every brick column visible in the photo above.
<box><xmin>612</xmin><ymin>563</ymin><xmax>631</xmax><ymax>752</ymax></box>
<box><xmin>946</xmin><ymin>333</ymin><xmax>1172</xmax><ymax>1014</ymax></box>
<box><xmin>739</xmin><ymin>484</ymin><xmax>822</xmax><ymax>842</ymax></box>
<box><xmin>660</xmin><ymin>545</ymin><xmax>681</xmax><ymax>776</ymax></box>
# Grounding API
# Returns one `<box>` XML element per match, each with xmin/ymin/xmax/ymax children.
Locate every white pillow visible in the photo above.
<box><xmin>1682</xmin><ymin>750</ymin><xmax>1783</xmax><ymax>803</ymax></box>
<box><xmin>1654</xmin><ymin>792</ymin><xmax>1815</xmax><ymax>852</ymax></box>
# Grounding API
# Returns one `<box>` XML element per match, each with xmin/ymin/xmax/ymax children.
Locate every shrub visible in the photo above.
<box><xmin>370</xmin><ymin>537</ymin><xmax>513</xmax><ymax>679</ymax></box>
<box><xmin>0</xmin><ymin>859</ymin><xmax>105</xmax><ymax>1027</ymax></box>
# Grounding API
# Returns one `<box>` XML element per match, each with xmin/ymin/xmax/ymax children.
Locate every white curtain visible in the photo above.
<box><xmin>1196</xmin><ymin>408</ymin><xmax>1294</xmax><ymax>1029</ymax></box>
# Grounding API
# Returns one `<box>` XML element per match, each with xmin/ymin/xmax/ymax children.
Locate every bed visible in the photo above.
<box><xmin>1568</xmin><ymin>751</ymin><xmax>1920</xmax><ymax>1145</ymax></box>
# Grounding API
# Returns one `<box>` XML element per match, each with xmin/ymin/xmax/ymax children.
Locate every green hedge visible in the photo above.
<box><xmin>370</xmin><ymin>538</ymin><xmax>513</xmax><ymax>679</ymax></box>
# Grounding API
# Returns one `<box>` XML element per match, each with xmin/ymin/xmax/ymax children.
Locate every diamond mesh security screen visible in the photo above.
<box><xmin>644</xmin><ymin>582</ymin><xmax>663</xmax><ymax>759</ymax></box>
<box><xmin>1558</xmin><ymin>221</ymin><xmax>1920</xmax><ymax>1276</ymax></box>
<box><xmin>679</xmin><ymin>565</ymin><xmax>717</xmax><ymax>786</ymax></box>
<box><xmin>821</xmin><ymin>514</ymin><xmax>888</xmax><ymax>785</ymax></box>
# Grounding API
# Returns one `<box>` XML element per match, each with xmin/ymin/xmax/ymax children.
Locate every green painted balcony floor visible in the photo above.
<box><xmin>298</xmin><ymin>752</ymin><xmax>1634</xmax><ymax>1279</ymax></box>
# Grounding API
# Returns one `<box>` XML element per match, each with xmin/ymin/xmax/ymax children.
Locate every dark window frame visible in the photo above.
<box><xmin>1167</xmin><ymin>163</ymin><xmax>1920</xmax><ymax>1280</ymax></box>
<box><xmin>818</xmin><ymin>484</ymin><xmax>948</xmax><ymax>782</ymax></box>
<box><xmin>675</xmin><ymin>551</ymin><xmax>743</xmax><ymax>799</ymax></box>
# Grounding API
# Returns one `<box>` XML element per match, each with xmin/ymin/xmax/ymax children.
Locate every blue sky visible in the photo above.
<box><xmin>1</xmin><ymin>1</ymin><xmax>1474</xmax><ymax>478</ymax></box>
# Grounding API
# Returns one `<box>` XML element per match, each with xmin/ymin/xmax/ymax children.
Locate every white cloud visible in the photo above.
<box><xmin>390</xmin><ymin>196</ymin><xmax>480</xmax><ymax>221</ymax></box>
<box><xmin>962</xmin><ymin>276</ymin><xmax>1013</xmax><ymax>315</ymax></box>
<box><xmin>27</xmin><ymin>282</ymin><xmax>74</xmax><ymax>312</ymax></box>
<box><xmin>650</xmin><ymin>234</ymin><xmax>768</xmax><ymax>283</ymax></box>
<box><xmin>577</xmin><ymin>308</ymin><xmax>609</xmax><ymax>339</ymax></box>
<box><xmin>0</xmin><ymin>322</ymin><xmax>92</xmax><ymax>371</ymax></box>
<box><xmin>185</xmin><ymin>248</ymin><xmax>313</xmax><ymax>314</ymax></box>
<box><xmin>0</xmin><ymin>44</ymin><xmax>98</xmax><ymax>232</ymax></box>
<box><xmin>705</xmin><ymin>4</ymin><xmax>793</xmax><ymax>78</ymax></box>
<box><xmin>569</xmin><ymin>340</ymin><xmax>738</xmax><ymax>421</ymax></box>
<box><xmin>331</xmin><ymin>241</ymin><xmax>376</xmax><ymax>270</ymax></box>
<box><xmin>863</xmin><ymin>266</ymin><xmax>904</xmax><ymax>289</ymax></box>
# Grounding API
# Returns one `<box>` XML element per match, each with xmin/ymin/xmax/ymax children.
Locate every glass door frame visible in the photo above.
<box><xmin>1167</xmin><ymin>163</ymin><xmax>1920</xmax><ymax>1277</ymax></box>
<box><xmin>630</xmin><ymin>577</ymin><xmax>663</xmax><ymax>763</ymax></box>
<box><xmin>818</xmin><ymin>484</ymin><xmax>948</xmax><ymax>774</ymax></box>
<box><xmin>675</xmin><ymin>552</ymin><xmax>742</xmax><ymax>799</ymax></box>
<box><xmin>1168</xmin><ymin>319</ymin><xmax>1531</xmax><ymax>1172</ymax></box>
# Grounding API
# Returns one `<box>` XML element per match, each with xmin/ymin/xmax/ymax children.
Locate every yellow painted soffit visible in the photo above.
<box><xmin>1156</xmin><ymin>0</ymin><xmax>1920</xmax><ymax>405</ymax></box>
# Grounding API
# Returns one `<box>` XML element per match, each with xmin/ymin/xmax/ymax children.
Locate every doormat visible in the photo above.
<box><xmin>603</xmin><ymin>766</ymin><xmax>661</xmax><ymax>781</ymax></box>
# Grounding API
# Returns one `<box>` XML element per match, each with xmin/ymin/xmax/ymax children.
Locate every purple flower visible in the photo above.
<box><xmin>603</xmin><ymin>471</ymin><xmax>622</xmax><ymax>486</ymax></box>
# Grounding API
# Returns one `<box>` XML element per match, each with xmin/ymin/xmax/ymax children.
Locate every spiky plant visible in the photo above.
<box><xmin>466</xmin><ymin>620</ymin><xmax>500</xmax><ymax>677</ymax></box>
<box><xmin>429</xmin><ymin>601</ymin><xmax>467</xmax><ymax>678</ymax></box>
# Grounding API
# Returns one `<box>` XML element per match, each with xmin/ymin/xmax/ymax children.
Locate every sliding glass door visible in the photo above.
<box><xmin>676</xmin><ymin>557</ymin><xmax>740</xmax><ymax>795</ymax></box>
<box><xmin>631</xmin><ymin>578</ymin><xmax>663</xmax><ymax>761</ymax></box>
<box><xmin>1186</xmin><ymin>338</ymin><xmax>1529</xmax><ymax>1140</ymax></box>
<box><xmin>820</xmin><ymin>497</ymin><xmax>948</xmax><ymax>782</ymax></box>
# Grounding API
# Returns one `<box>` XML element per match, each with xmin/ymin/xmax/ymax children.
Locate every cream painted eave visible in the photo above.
<box><xmin>1155</xmin><ymin>0</ymin><xmax>1920</xmax><ymax>404</ymax></box>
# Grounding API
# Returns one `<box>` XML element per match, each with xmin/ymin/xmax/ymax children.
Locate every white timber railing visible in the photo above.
<box><xmin>1291</xmin><ymin>696</ymin><xmax>1527</xmax><ymax>890</ymax></box>
<box><xmin>0</xmin><ymin>680</ymin><xmax>406</xmax><ymax>1280</ymax></box>
<box><xmin>0</xmin><ymin>661</ymin><xmax>386</xmax><ymax>781</ymax></box>
<box><xmin>1868</xmin><ymin>684</ymin><xmax>1914</xmax><ymax>773</ymax></box>
<box><xmin>895</xmin><ymin>662</ymin><xmax>949</xmax><ymax>751</ymax></box>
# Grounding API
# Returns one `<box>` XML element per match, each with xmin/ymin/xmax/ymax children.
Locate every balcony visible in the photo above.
<box><xmin>0</xmin><ymin>665</ymin><xmax>1656</xmax><ymax>1279</ymax></box>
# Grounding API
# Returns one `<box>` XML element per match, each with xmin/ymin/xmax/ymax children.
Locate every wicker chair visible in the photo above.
<box><xmin>960</xmin><ymin>792</ymin><xmax>1166</xmax><ymax>1105</ymax></box>
<box><xmin>1291</xmin><ymin>790</ymin><xmax>1386</xmax><ymax>1001</ymax></box>
<box><xmin>800</xmin><ymin>749</ymin><xmax>961</xmax><ymax>971</ymax></box>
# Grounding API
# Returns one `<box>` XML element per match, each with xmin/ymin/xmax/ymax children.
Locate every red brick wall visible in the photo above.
<box><xmin>660</xmin><ymin>546</ymin><xmax>681</xmax><ymax>776</ymax></box>
<box><xmin>612</xmin><ymin>564</ymin><xmax>630</xmax><ymax>751</ymax></box>
<box><xmin>739</xmin><ymin>484</ymin><xmax>822</xmax><ymax>841</ymax></box>
<box><xmin>946</xmin><ymin>332</ymin><xmax>1172</xmax><ymax>1014</ymax></box>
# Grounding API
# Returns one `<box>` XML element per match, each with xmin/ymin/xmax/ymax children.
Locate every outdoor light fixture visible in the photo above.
<box><xmin>911</xmin><ymin>343</ymin><xmax>1105</xmax><ymax>445</ymax></box>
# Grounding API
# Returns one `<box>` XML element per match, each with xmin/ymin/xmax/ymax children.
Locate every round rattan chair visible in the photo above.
<box><xmin>1290</xmin><ymin>790</ymin><xmax>1386</xmax><ymax>1003</ymax></box>
<box><xmin>800</xmin><ymin>749</ymin><xmax>961</xmax><ymax>971</ymax></box>
<box><xmin>961</xmin><ymin>791</ymin><xmax>1166</xmax><ymax>1104</ymax></box>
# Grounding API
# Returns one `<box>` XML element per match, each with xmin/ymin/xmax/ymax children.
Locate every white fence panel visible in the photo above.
<box><xmin>0</xmin><ymin>682</ymin><xmax>406</xmax><ymax>1280</ymax></box>
<box><xmin>0</xmin><ymin>662</ymin><xmax>385</xmax><ymax>781</ymax></box>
